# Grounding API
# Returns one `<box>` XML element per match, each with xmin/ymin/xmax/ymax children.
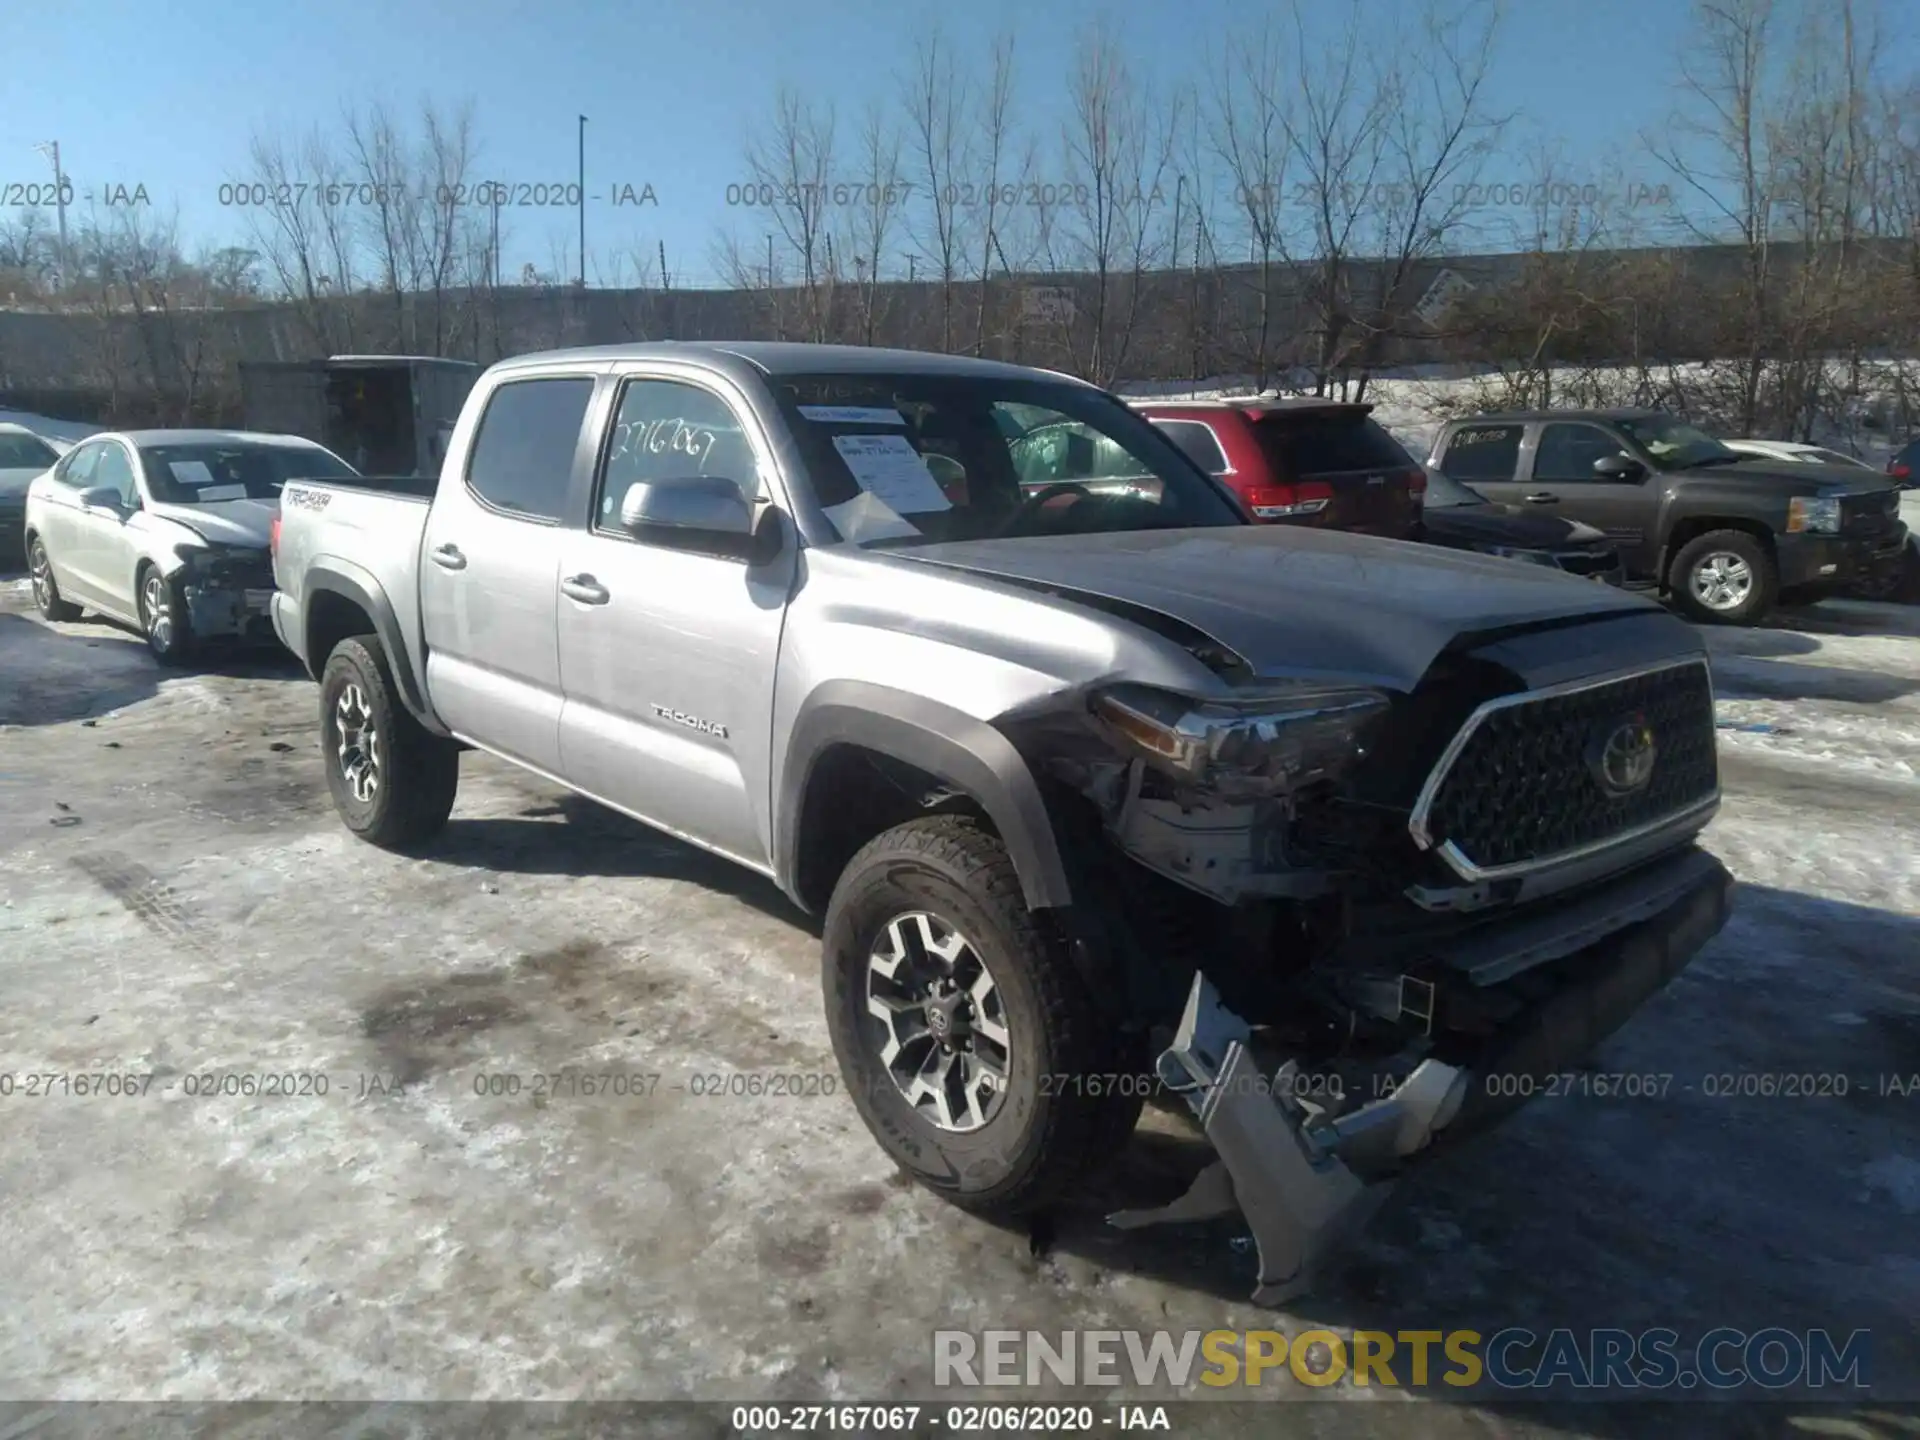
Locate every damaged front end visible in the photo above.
<box><xmin>1019</xmin><ymin>635</ymin><xmax>1733</xmax><ymax>1305</ymax></box>
<box><xmin>171</xmin><ymin>542</ymin><xmax>278</xmax><ymax>643</ymax></box>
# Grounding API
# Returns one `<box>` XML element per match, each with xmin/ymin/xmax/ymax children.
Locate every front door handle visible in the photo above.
<box><xmin>430</xmin><ymin>543</ymin><xmax>467</xmax><ymax>570</ymax></box>
<box><xmin>561</xmin><ymin>574</ymin><xmax>610</xmax><ymax>605</ymax></box>
<box><xmin>1522</xmin><ymin>492</ymin><xmax>1560</xmax><ymax>504</ymax></box>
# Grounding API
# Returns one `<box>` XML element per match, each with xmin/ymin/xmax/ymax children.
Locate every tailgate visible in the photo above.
<box><xmin>1250</xmin><ymin>410</ymin><xmax>1420</xmax><ymax>539</ymax></box>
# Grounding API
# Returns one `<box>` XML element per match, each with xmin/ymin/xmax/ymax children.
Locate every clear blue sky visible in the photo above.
<box><xmin>0</xmin><ymin>0</ymin><xmax>1856</xmax><ymax>288</ymax></box>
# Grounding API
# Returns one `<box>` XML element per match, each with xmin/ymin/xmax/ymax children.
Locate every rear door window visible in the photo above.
<box><xmin>465</xmin><ymin>377</ymin><xmax>595</xmax><ymax>521</ymax></box>
<box><xmin>1151</xmin><ymin>419</ymin><xmax>1229</xmax><ymax>474</ymax></box>
<box><xmin>1439</xmin><ymin>424</ymin><xmax>1524</xmax><ymax>482</ymax></box>
<box><xmin>1256</xmin><ymin>413</ymin><xmax>1410</xmax><ymax>476</ymax></box>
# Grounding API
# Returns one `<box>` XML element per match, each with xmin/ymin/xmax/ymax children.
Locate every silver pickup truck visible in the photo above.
<box><xmin>271</xmin><ymin>342</ymin><xmax>1733</xmax><ymax>1302</ymax></box>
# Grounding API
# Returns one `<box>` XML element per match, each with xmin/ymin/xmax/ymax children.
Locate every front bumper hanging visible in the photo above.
<box><xmin>1109</xmin><ymin>851</ymin><xmax>1734</xmax><ymax>1305</ymax></box>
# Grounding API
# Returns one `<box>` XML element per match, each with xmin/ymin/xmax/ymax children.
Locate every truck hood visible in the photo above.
<box><xmin>151</xmin><ymin>497</ymin><xmax>277</xmax><ymax>549</ymax></box>
<box><xmin>896</xmin><ymin>525</ymin><xmax>1658</xmax><ymax>691</ymax></box>
<box><xmin>1690</xmin><ymin>459</ymin><xmax>1904</xmax><ymax>496</ymax></box>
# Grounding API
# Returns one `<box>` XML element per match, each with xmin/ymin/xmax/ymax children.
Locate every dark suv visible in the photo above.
<box><xmin>1132</xmin><ymin>398</ymin><xmax>1424</xmax><ymax>538</ymax></box>
<box><xmin>1429</xmin><ymin>409</ymin><xmax>1908</xmax><ymax>624</ymax></box>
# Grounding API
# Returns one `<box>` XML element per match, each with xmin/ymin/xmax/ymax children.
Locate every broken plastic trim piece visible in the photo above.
<box><xmin>1110</xmin><ymin>974</ymin><xmax>1467</xmax><ymax>1306</ymax></box>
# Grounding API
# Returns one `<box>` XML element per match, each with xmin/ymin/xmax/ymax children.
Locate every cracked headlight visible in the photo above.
<box><xmin>1091</xmin><ymin>682</ymin><xmax>1391</xmax><ymax>797</ymax></box>
<box><xmin>1786</xmin><ymin>495</ymin><xmax>1842</xmax><ymax>534</ymax></box>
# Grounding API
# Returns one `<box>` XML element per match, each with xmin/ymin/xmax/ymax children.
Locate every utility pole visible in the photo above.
<box><xmin>577</xmin><ymin>115</ymin><xmax>588</xmax><ymax>288</ymax></box>
<box><xmin>35</xmin><ymin>141</ymin><xmax>70</xmax><ymax>294</ymax></box>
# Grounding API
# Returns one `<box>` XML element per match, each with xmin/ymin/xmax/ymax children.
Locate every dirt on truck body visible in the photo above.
<box><xmin>268</xmin><ymin>341</ymin><xmax>1732</xmax><ymax>1302</ymax></box>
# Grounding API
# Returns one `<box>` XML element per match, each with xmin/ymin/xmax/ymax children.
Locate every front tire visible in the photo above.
<box><xmin>822</xmin><ymin>814</ymin><xmax>1143</xmax><ymax>1217</ymax></box>
<box><xmin>1670</xmin><ymin>529</ymin><xmax>1776</xmax><ymax>625</ymax></box>
<box><xmin>28</xmin><ymin>535</ymin><xmax>81</xmax><ymax>622</ymax></box>
<box><xmin>137</xmin><ymin>563</ymin><xmax>196</xmax><ymax>665</ymax></box>
<box><xmin>319</xmin><ymin>635</ymin><xmax>460</xmax><ymax>848</ymax></box>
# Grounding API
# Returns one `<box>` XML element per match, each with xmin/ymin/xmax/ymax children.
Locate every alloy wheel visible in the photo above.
<box><xmin>1689</xmin><ymin>551</ymin><xmax>1754</xmax><ymax>612</ymax></box>
<box><xmin>334</xmin><ymin>682</ymin><xmax>381</xmax><ymax>804</ymax></box>
<box><xmin>142</xmin><ymin>571</ymin><xmax>173</xmax><ymax>649</ymax></box>
<box><xmin>30</xmin><ymin>542</ymin><xmax>52</xmax><ymax>611</ymax></box>
<box><xmin>865</xmin><ymin>911</ymin><xmax>1011</xmax><ymax>1133</ymax></box>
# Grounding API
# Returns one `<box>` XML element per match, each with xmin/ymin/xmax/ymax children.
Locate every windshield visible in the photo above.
<box><xmin>771</xmin><ymin>374</ymin><xmax>1244</xmax><ymax>547</ymax></box>
<box><xmin>0</xmin><ymin>432</ymin><xmax>59</xmax><ymax>471</ymax></box>
<box><xmin>1807</xmin><ymin>447</ymin><xmax>1872</xmax><ymax>469</ymax></box>
<box><xmin>138</xmin><ymin>443</ymin><xmax>359</xmax><ymax>503</ymax></box>
<box><xmin>1615</xmin><ymin>416</ymin><xmax>1738</xmax><ymax>470</ymax></box>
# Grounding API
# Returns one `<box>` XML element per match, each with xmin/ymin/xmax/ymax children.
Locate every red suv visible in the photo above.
<box><xmin>1131</xmin><ymin>398</ymin><xmax>1425</xmax><ymax>539</ymax></box>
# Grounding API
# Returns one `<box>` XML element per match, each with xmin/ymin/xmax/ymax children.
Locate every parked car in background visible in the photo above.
<box><xmin>0</xmin><ymin>423</ymin><xmax>64</xmax><ymax>566</ymax></box>
<box><xmin>1887</xmin><ymin>437</ymin><xmax>1918</xmax><ymax>483</ymax></box>
<box><xmin>1428</xmin><ymin>409</ymin><xmax>1909</xmax><ymax>624</ymax></box>
<box><xmin>1130</xmin><ymin>397</ymin><xmax>1424</xmax><ymax>538</ymax></box>
<box><xmin>1416</xmin><ymin>462</ymin><xmax>1624</xmax><ymax>584</ymax></box>
<box><xmin>1721</xmin><ymin>438</ymin><xmax>1876</xmax><ymax>470</ymax></box>
<box><xmin>271</xmin><ymin>341</ymin><xmax>1736</xmax><ymax>1304</ymax></box>
<box><xmin>24</xmin><ymin>429</ymin><xmax>358</xmax><ymax>662</ymax></box>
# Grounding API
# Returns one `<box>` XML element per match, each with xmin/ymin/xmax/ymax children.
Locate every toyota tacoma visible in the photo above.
<box><xmin>270</xmin><ymin>343</ymin><xmax>1733</xmax><ymax>1302</ymax></box>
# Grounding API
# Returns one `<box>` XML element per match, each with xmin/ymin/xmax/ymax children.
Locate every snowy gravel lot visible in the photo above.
<box><xmin>1</xmin><ymin>571</ymin><xmax>1917</xmax><ymax>1436</ymax></box>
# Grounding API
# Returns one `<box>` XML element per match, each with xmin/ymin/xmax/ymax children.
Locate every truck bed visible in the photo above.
<box><xmin>273</xmin><ymin>479</ymin><xmax>435</xmax><ymax>688</ymax></box>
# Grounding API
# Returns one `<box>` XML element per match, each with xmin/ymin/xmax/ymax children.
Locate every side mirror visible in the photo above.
<box><xmin>79</xmin><ymin>485</ymin><xmax>126</xmax><ymax>511</ymax></box>
<box><xmin>619</xmin><ymin>476</ymin><xmax>754</xmax><ymax>537</ymax></box>
<box><xmin>1593</xmin><ymin>454</ymin><xmax>1644</xmax><ymax>481</ymax></box>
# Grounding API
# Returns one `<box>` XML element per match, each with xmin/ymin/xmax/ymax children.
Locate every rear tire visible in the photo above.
<box><xmin>28</xmin><ymin>535</ymin><xmax>81</xmax><ymax>622</ymax></box>
<box><xmin>319</xmin><ymin>635</ymin><xmax>459</xmax><ymax>848</ymax></box>
<box><xmin>1670</xmin><ymin>529</ymin><xmax>1776</xmax><ymax>626</ymax></box>
<box><xmin>822</xmin><ymin>814</ymin><xmax>1143</xmax><ymax>1217</ymax></box>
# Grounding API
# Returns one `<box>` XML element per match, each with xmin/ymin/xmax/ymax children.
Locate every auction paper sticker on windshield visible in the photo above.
<box><xmin>831</xmin><ymin>433</ymin><xmax>952</xmax><ymax>514</ymax></box>
<box><xmin>798</xmin><ymin>405</ymin><xmax>905</xmax><ymax>426</ymax></box>
<box><xmin>168</xmin><ymin>460</ymin><xmax>218</xmax><ymax>489</ymax></box>
<box><xmin>821</xmin><ymin>490</ymin><xmax>922</xmax><ymax>544</ymax></box>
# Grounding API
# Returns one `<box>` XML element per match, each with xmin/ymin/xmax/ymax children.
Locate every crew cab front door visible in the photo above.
<box><xmin>554</xmin><ymin>372</ymin><xmax>796</xmax><ymax>871</ymax></box>
<box><xmin>418</xmin><ymin>374</ymin><xmax>597</xmax><ymax>774</ymax></box>
<box><xmin>1518</xmin><ymin>422</ymin><xmax>1660</xmax><ymax>576</ymax></box>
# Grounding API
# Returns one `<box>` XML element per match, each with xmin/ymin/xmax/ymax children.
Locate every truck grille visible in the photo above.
<box><xmin>1411</xmin><ymin>659</ymin><xmax>1718</xmax><ymax>878</ymax></box>
<box><xmin>1842</xmin><ymin>490</ymin><xmax>1899</xmax><ymax>534</ymax></box>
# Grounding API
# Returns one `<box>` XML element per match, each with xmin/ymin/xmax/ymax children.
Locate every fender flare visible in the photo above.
<box><xmin>302</xmin><ymin>560</ymin><xmax>443</xmax><ymax>732</ymax></box>
<box><xmin>776</xmin><ymin>680</ymin><xmax>1073</xmax><ymax>914</ymax></box>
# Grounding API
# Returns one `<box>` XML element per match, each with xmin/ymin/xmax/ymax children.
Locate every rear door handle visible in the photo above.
<box><xmin>430</xmin><ymin>543</ymin><xmax>467</xmax><ymax>570</ymax></box>
<box><xmin>1523</xmin><ymin>492</ymin><xmax>1560</xmax><ymax>504</ymax></box>
<box><xmin>561</xmin><ymin>574</ymin><xmax>610</xmax><ymax>605</ymax></box>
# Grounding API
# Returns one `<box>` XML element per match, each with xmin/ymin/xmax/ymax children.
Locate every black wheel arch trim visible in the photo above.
<box><xmin>302</xmin><ymin>561</ymin><xmax>447</xmax><ymax>734</ymax></box>
<box><xmin>777</xmin><ymin>680</ymin><xmax>1074</xmax><ymax>916</ymax></box>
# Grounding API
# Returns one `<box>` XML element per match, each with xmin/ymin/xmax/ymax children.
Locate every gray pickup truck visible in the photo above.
<box><xmin>271</xmin><ymin>342</ymin><xmax>1733</xmax><ymax>1303</ymax></box>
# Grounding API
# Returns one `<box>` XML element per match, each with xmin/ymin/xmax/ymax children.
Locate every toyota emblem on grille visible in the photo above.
<box><xmin>1589</xmin><ymin>713</ymin><xmax>1658</xmax><ymax>797</ymax></box>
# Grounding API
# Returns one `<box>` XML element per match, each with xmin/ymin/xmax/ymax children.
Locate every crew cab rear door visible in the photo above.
<box><xmin>418</xmin><ymin>372</ymin><xmax>598</xmax><ymax>774</ymax></box>
<box><xmin>1251</xmin><ymin>405</ymin><xmax>1419</xmax><ymax>538</ymax></box>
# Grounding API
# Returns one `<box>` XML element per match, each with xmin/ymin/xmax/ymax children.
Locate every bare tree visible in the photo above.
<box><xmin>1053</xmin><ymin>20</ymin><xmax>1182</xmax><ymax>385</ymax></box>
<box><xmin>742</xmin><ymin>90</ymin><xmax>839</xmax><ymax>341</ymax></box>
<box><xmin>904</xmin><ymin>29</ymin><xmax>970</xmax><ymax>351</ymax></box>
<box><xmin>1284</xmin><ymin>2</ymin><xmax>1391</xmax><ymax>393</ymax></box>
<box><xmin>971</xmin><ymin>34</ymin><xmax>1028</xmax><ymax>356</ymax></box>
<box><xmin>840</xmin><ymin>103</ymin><xmax>906</xmax><ymax>345</ymax></box>
<box><xmin>1210</xmin><ymin>19</ymin><xmax>1296</xmax><ymax>385</ymax></box>
<box><xmin>1346</xmin><ymin>0</ymin><xmax>1507</xmax><ymax>398</ymax></box>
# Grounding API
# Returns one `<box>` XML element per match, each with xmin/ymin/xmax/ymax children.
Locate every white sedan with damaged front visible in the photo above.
<box><xmin>24</xmin><ymin>429</ymin><xmax>359</xmax><ymax>663</ymax></box>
